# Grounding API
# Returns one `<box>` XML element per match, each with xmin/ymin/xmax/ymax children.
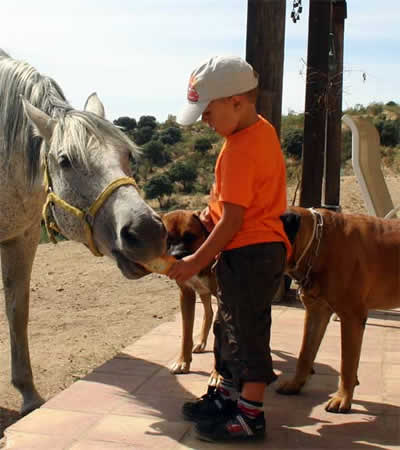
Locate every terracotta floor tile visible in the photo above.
<box><xmin>94</xmin><ymin>356</ymin><xmax>163</xmax><ymax>377</ymax></box>
<box><xmin>3</xmin><ymin>431</ymin><xmax>74</xmax><ymax>449</ymax></box>
<box><xmin>110</xmin><ymin>393</ymin><xmax>185</xmax><ymax>421</ymax></box>
<box><xmin>177</xmin><ymin>425</ymin><xmax>284</xmax><ymax>449</ymax></box>
<box><xmin>4</xmin><ymin>304</ymin><xmax>399</xmax><ymax>450</ymax></box>
<box><xmin>7</xmin><ymin>408</ymin><xmax>101</xmax><ymax>437</ymax></box>
<box><xmin>134</xmin><ymin>372</ymin><xmax>207</xmax><ymax>399</ymax></box>
<box><xmin>385</xmin><ymin>378</ymin><xmax>400</xmax><ymax>395</ymax></box>
<box><xmin>43</xmin><ymin>375</ymin><xmax>147</xmax><ymax>414</ymax></box>
<box><xmin>385</xmin><ymin>352</ymin><xmax>400</xmax><ymax>364</ymax></box>
<box><xmin>69</xmin><ymin>439</ymin><xmax>140</xmax><ymax>449</ymax></box>
<box><xmin>84</xmin><ymin>414</ymin><xmax>190</xmax><ymax>448</ymax></box>
<box><xmin>121</xmin><ymin>335</ymin><xmax>179</xmax><ymax>363</ymax></box>
<box><xmin>383</xmin><ymin>364</ymin><xmax>400</xmax><ymax>379</ymax></box>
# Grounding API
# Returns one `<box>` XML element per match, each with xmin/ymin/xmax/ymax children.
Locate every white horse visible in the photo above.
<box><xmin>0</xmin><ymin>50</ymin><xmax>167</xmax><ymax>415</ymax></box>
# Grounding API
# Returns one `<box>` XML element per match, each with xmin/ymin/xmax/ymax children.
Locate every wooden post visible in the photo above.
<box><xmin>323</xmin><ymin>1</ymin><xmax>347</xmax><ymax>209</ymax></box>
<box><xmin>300</xmin><ymin>0</ymin><xmax>331</xmax><ymax>208</ymax></box>
<box><xmin>301</xmin><ymin>0</ymin><xmax>347</xmax><ymax>209</ymax></box>
<box><xmin>246</xmin><ymin>0</ymin><xmax>286</xmax><ymax>137</ymax></box>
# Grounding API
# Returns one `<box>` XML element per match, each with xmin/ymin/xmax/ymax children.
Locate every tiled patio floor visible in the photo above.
<box><xmin>2</xmin><ymin>300</ymin><xmax>400</xmax><ymax>449</ymax></box>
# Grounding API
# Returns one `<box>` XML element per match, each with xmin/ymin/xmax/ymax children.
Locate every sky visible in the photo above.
<box><xmin>2</xmin><ymin>1</ymin><xmax>399</xmax><ymax>123</ymax></box>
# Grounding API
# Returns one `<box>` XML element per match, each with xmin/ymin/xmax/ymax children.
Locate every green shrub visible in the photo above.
<box><xmin>194</xmin><ymin>137</ymin><xmax>213</xmax><ymax>153</ymax></box>
<box><xmin>168</xmin><ymin>161</ymin><xmax>198</xmax><ymax>193</ymax></box>
<box><xmin>142</xmin><ymin>140</ymin><xmax>170</xmax><ymax>167</ymax></box>
<box><xmin>160</xmin><ymin>126</ymin><xmax>182</xmax><ymax>145</ymax></box>
<box><xmin>143</xmin><ymin>174</ymin><xmax>173</xmax><ymax>209</ymax></box>
<box><xmin>133</xmin><ymin>126</ymin><xmax>154</xmax><ymax>145</ymax></box>
<box><xmin>138</xmin><ymin>115</ymin><xmax>157</xmax><ymax>129</ymax></box>
<box><xmin>113</xmin><ymin>116</ymin><xmax>137</xmax><ymax>131</ymax></box>
<box><xmin>374</xmin><ymin>118</ymin><xmax>400</xmax><ymax>147</ymax></box>
<box><xmin>282</xmin><ymin>128</ymin><xmax>303</xmax><ymax>159</ymax></box>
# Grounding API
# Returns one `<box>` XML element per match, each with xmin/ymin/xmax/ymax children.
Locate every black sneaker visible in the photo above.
<box><xmin>195</xmin><ymin>407</ymin><xmax>266</xmax><ymax>442</ymax></box>
<box><xmin>182</xmin><ymin>388</ymin><xmax>236</xmax><ymax>422</ymax></box>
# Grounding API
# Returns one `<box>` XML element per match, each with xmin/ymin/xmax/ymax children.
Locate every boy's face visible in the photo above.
<box><xmin>201</xmin><ymin>97</ymin><xmax>241</xmax><ymax>137</ymax></box>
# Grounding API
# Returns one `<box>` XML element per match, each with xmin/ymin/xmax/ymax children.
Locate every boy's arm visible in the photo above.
<box><xmin>167</xmin><ymin>202</ymin><xmax>245</xmax><ymax>283</ymax></box>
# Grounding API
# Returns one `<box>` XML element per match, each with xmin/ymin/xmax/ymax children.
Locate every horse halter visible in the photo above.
<box><xmin>289</xmin><ymin>208</ymin><xmax>324</xmax><ymax>289</ymax></box>
<box><xmin>42</xmin><ymin>158</ymin><xmax>138</xmax><ymax>257</ymax></box>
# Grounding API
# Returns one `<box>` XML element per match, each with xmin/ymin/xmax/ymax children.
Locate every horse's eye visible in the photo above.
<box><xmin>58</xmin><ymin>154</ymin><xmax>71</xmax><ymax>169</ymax></box>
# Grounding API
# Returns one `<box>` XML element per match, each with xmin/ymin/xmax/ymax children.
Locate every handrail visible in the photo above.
<box><xmin>342</xmin><ymin>114</ymin><xmax>396</xmax><ymax>218</ymax></box>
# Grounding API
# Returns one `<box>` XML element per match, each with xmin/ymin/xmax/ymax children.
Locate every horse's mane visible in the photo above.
<box><xmin>0</xmin><ymin>50</ymin><xmax>138</xmax><ymax>186</ymax></box>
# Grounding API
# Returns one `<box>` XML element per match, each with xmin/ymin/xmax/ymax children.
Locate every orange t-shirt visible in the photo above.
<box><xmin>209</xmin><ymin>115</ymin><xmax>292</xmax><ymax>258</ymax></box>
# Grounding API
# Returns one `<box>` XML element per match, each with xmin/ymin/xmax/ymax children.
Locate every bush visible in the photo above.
<box><xmin>341</xmin><ymin>128</ymin><xmax>352</xmax><ymax>164</ymax></box>
<box><xmin>194</xmin><ymin>137</ymin><xmax>212</xmax><ymax>153</ymax></box>
<box><xmin>374</xmin><ymin>118</ymin><xmax>400</xmax><ymax>147</ymax></box>
<box><xmin>138</xmin><ymin>115</ymin><xmax>157</xmax><ymax>129</ymax></box>
<box><xmin>281</xmin><ymin>111</ymin><xmax>304</xmax><ymax>129</ymax></box>
<box><xmin>168</xmin><ymin>161</ymin><xmax>198</xmax><ymax>193</ymax></box>
<box><xmin>142</xmin><ymin>140</ymin><xmax>170</xmax><ymax>167</ymax></box>
<box><xmin>367</xmin><ymin>102</ymin><xmax>384</xmax><ymax>116</ymax></box>
<box><xmin>143</xmin><ymin>174</ymin><xmax>173</xmax><ymax>209</ymax></box>
<box><xmin>160</xmin><ymin>127</ymin><xmax>182</xmax><ymax>145</ymax></box>
<box><xmin>113</xmin><ymin>116</ymin><xmax>137</xmax><ymax>131</ymax></box>
<box><xmin>282</xmin><ymin>128</ymin><xmax>303</xmax><ymax>159</ymax></box>
<box><xmin>133</xmin><ymin>126</ymin><xmax>154</xmax><ymax>145</ymax></box>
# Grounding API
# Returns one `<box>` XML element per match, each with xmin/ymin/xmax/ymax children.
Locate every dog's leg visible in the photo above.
<box><xmin>169</xmin><ymin>285</ymin><xmax>196</xmax><ymax>374</ymax></box>
<box><xmin>325</xmin><ymin>312</ymin><xmax>366</xmax><ymax>413</ymax></box>
<box><xmin>193</xmin><ymin>293</ymin><xmax>213</xmax><ymax>353</ymax></box>
<box><xmin>277</xmin><ymin>296</ymin><xmax>332</xmax><ymax>395</ymax></box>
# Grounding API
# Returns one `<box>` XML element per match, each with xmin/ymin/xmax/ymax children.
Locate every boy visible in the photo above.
<box><xmin>168</xmin><ymin>56</ymin><xmax>291</xmax><ymax>442</ymax></box>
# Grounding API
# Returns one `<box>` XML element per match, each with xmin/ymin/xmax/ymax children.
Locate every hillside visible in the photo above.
<box><xmin>113</xmin><ymin>100</ymin><xmax>400</xmax><ymax>214</ymax></box>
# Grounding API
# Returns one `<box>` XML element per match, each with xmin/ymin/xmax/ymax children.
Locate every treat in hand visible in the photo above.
<box><xmin>141</xmin><ymin>254</ymin><xmax>177</xmax><ymax>274</ymax></box>
<box><xmin>142</xmin><ymin>254</ymin><xmax>209</xmax><ymax>295</ymax></box>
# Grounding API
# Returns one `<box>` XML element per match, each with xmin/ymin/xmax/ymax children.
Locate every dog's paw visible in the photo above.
<box><xmin>193</xmin><ymin>342</ymin><xmax>207</xmax><ymax>353</ymax></box>
<box><xmin>208</xmin><ymin>370</ymin><xmax>221</xmax><ymax>388</ymax></box>
<box><xmin>325</xmin><ymin>394</ymin><xmax>351</xmax><ymax>413</ymax></box>
<box><xmin>276</xmin><ymin>379</ymin><xmax>304</xmax><ymax>395</ymax></box>
<box><xmin>169</xmin><ymin>360</ymin><xmax>190</xmax><ymax>374</ymax></box>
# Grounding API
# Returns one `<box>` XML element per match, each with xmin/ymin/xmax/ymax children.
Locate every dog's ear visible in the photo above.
<box><xmin>280</xmin><ymin>211</ymin><xmax>301</xmax><ymax>244</ymax></box>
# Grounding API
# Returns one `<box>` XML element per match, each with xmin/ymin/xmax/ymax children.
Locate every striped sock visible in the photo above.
<box><xmin>237</xmin><ymin>396</ymin><xmax>263</xmax><ymax>419</ymax></box>
<box><xmin>217</xmin><ymin>378</ymin><xmax>238</xmax><ymax>400</ymax></box>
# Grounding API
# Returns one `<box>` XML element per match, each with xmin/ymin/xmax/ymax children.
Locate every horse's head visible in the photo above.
<box><xmin>21</xmin><ymin>94</ymin><xmax>167</xmax><ymax>279</ymax></box>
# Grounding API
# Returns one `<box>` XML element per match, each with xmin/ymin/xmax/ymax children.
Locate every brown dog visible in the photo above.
<box><xmin>162</xmin><ymin>209</ymin><xmax>217</xmax><ymax>374</ymax></box>
<box><xmin>278</xmin><ymin>206</ymin><xmax>400</xmax><ymax>413</ymax></box>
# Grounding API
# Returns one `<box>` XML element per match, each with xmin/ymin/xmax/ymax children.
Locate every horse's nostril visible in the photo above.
<box><xmin>120</xmin><ymin>225</ymin><xmax>139</xmax><ymax>247</ymax></box>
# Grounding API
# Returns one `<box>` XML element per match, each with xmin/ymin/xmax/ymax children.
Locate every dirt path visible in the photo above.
<box><xmin>0</xmin><ymin>242</ymin><xmax>181</xmax><ymax>436</ymax></box>
<box><xmin>1</xmin><ymin>174</ymin><xmax>399</xmax><ymax>436</ymax></box>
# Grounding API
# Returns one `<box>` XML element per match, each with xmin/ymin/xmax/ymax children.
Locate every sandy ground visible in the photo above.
<box><xmin>0</xmin><ymin>174</ymin><xmax>399</xmax><ymax>436</ymax></box>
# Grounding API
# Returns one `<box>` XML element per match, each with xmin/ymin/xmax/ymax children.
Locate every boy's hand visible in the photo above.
<box><xmin>167</xmin><ymin>254</ymin><xmax>202</xmax><ymax>283</ymax></box>
<box><xmin>199</xmin><ymin>206</ymin><xmax>214</xmax><ymax>233</ymax></box>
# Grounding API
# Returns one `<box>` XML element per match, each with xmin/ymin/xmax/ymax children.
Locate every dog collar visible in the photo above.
<box><xmin>290</xmin><ymin>208</ymin><xmax>324</xmax><ymax>289</ymax></box>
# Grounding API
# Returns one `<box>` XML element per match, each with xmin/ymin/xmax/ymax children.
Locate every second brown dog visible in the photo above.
<box><xmin>163</xmin><ymin>209</ymin><xmax>217</xmax><ymax>374</ymax></box>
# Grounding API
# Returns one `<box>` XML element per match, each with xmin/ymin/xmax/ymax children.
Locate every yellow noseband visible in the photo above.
<box><xmin>42</xmin><ymin>160</ymin><xmax>138</xmax><ymax>257</ymax></box>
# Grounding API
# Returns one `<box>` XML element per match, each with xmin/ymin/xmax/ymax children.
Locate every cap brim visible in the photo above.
<box><xmin>177</xmin><ymin>101</ymin><xmax>208</xmax><ymax>126</ymax></box>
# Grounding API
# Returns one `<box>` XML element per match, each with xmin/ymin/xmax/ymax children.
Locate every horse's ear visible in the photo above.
<box><xmin>21</xmin><ymin>97</ymin><xmax>56</xmax><ymax>142</ymax></box>
<box><xmin>84</xmin><ymin>92</ymin><xmax>105</xmax><ymax>118</ymax></box>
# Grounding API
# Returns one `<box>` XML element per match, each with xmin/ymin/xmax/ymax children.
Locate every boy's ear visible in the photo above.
<box><xmin>231</xmin><ymin>95</ymin><xmax>242</xmax><ymax>110</ymax></box>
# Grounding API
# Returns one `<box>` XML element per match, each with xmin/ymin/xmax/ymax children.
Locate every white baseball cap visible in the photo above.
<box><xmin>177</xmin><ymin>56</ymin><xmax>259</xmax><ymax>126</ymax></box>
